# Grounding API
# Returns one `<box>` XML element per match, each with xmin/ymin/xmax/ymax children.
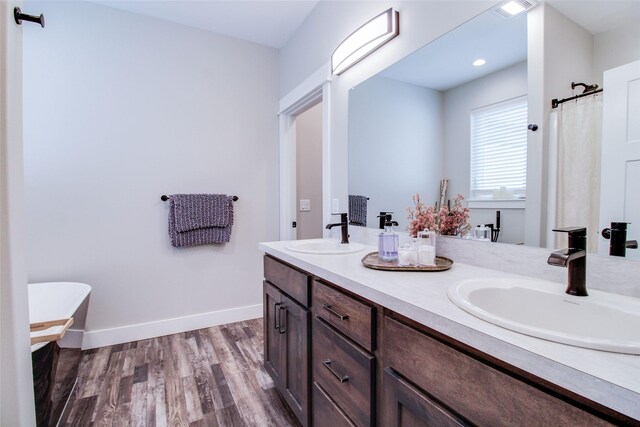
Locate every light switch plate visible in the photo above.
<box><xmin>299</xmin><ymin>199</ymin><xmax>311</xmax><ymax>212</ymax></box>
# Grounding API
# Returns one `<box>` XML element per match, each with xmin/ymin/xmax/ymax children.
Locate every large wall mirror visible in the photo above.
<box><xmin>348</xmin><ymin>1</ymin><xmax>640</xmax><ymax>257</ymax></box>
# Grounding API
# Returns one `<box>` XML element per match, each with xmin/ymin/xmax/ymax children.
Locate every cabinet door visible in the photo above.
<box><xmin>381</xmin><ymin>368</ymin><xmax>467</xmax><ymax>427</ymax></box>
<box><xmin>281</xmin><ymin>295</ymin><xmax>310</xmax><ymax>427</ymax></box>
<box><xmin>263</xmin><ymin>281</ymin><xmax>283</xmax><ymax>386</ymax></box>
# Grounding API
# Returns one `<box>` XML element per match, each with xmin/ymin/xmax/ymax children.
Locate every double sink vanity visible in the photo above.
<box><xmin>260</xmin><ymin>237</ymin><xmax>640</xmax><ymax>426</ymax></box>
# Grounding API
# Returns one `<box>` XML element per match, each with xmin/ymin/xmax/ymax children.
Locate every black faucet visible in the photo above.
<box><xmin>378</xmin><ymin>212</ymin><xmax>393</xmax><ymax>229</ymax></box>
<box><xmin>377</xmin><ymin>213</ymin><xmax>398</xmax><ymax>230</ymax></box>
<box><xmin>326</xmin><ymin>213</ymin><xmax>349</xmax><ymax>244</ymax></box>
<box><xmin>601</xmin><ymin>222</ymin><xmax>638</xmax><ymax>257</ymax></box>
<box><xmin>547</xmin><ymin>227</ymin><xmax>587</xmax><ymax>296</ymax></box>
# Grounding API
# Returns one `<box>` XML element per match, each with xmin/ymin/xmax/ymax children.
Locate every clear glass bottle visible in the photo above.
<box><xmin>417</xmin><ymin>230</ymin><xmax>436</xmax><ymax>266</ymax></box>
<box><xmin>378</xmin><ymin>220</ymin><xmax>399</xmax><ymax>261</ymax></box>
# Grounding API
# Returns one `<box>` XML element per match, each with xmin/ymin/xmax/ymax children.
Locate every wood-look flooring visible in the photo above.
<box><xmin>57</xmin><ymin>318</ymin><xmax>299</xmax><ymax>426</ymax></box>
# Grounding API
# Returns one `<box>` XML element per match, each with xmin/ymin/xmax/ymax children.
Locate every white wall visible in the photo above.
<box><xmin>296</xmin><ymin>102</ymin><xmax>323</xmax><ymax>239</ymax></box>
<box><xmin>443</xmin><ymin>62</ymin><xmax>528</xmax><ymax>244</ymax></box>
<box><xmin>443</xmin><ymin>62</ymin><xmax>528</xmax><ymax>198</ymax></box>
<box><xmin>23</xmin><ymin>1</ymin><xmax>279</xmax><ymax>347</ymax></box>
<box><xmin>349</xmin><ymin>76</ymin><xmax>443</xmax><ymax>230</ymax></box>
<box><xmin>593</xmin><ymin>22</ymin><xmax>640</xmax><ymax>84</ymax></box>
<box><xmin>280</xmin><ymin>1</ymin><xmax>497</xmax><ymax>218</ymax></box>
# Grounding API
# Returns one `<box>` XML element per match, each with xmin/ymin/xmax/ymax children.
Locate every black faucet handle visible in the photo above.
<box><xmin>552</xmin><ymin>226</ymin><xmax>586</xmax><ymax>235</ymax></box>
<box><xmin>602</xmin><ymin>222</ymin><xmax>631</xmax><ymax>239</ymax></box>
<box><xmin>331</xmin><ymin>212</ymin><xmax>348</xmax><ymax>223</ymax></box>
<box><xmin>553</xmin><ymin>226</ymin><xmax>587</xmax><ymax>250</ymax></box>
<box><xmin>612</xmin><ymin>221</ymin><xmax>630</xmax><ymax>230</ymax></box>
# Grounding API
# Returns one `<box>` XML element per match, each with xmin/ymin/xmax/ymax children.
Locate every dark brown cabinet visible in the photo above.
<box><xmin>382</xmin><ymin>315</ymin><xmax>615</xmax><ymax>427</ymax></box>
<box><xmin>313</xmin><ymin>381</ymin><xmax>357</xmax><ymax>427</ymax></box>
<box><xmin>280</xmin><ymin>294</ymin><xmax>310</xmax><ymax>423</ymax></box>
<box><xmin>311</xmin><ymin>280</ymin><xmax>376</xmax><ymax>427</ymax></box>
<box><xmin>263</xmin><ymin>254</ymin><xmax>634</xmax><ymax>427</ymax></box>
<box><xmin>264</xmin><ymin>281</ymin><xmax>283</xmax><ymax>385</ymax></box>
<box><xmin>263</xmin><ymin>257</ymin><xmax>311</xmax><ymax>427</ymax></box>
<box><xmin>381</xmin><ymin>368</ymin><xmax>466</xmax><ymax>427</ymax></box>
<box><xmin>312</xmin><ymin>318</ymin><xmax>374</xmax><ymax>427</ymax></box>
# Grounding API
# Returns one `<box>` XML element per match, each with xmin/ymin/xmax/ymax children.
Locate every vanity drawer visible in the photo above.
<box><xmin>383</xmin><ymin>316</ymin><xmax>613</xmax><ymax>427</ymax></box>
<box><xmin>264</xmin><ymin>255</ymin><xmax>310</xmax><ymax>307</ymax></box>
<box><xmin>313</xmin><ymin>318</ymin><xmax>374</xmax><ymax>427</ymax></box>
<box><xmin>312</xmin><ymin>280</ymin><xmax>374</xmax><ymax>351</ymax></box>
<box><xmin>312</xmin><ymin>381</ymin><xmax>357</xmax><ymax>427</ymax></box>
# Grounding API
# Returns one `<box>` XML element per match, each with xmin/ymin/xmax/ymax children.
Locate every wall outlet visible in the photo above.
<box><xmin>332</xmin><ymin>198</ymin><xmax>340</xmax><ymax>213</ymax></box>
<box><xmin>299</xmin><ymin>199</ymin><xmax>311</xmax><ymax>212</ymax></box>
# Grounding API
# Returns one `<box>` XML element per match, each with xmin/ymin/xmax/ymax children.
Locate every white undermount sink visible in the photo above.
<box><xmin>285</xmin><ymin>239</ymin><xmax>364</xmax><ymax>255</ymax></box>
<box><xmin>448</xmin><ymin>278</ymin><xmax>640</xmax><ymax>354</ymax></box>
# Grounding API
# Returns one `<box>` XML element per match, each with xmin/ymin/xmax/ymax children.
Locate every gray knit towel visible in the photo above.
<box><xmin>171</xmin><ymin>194</ymin><xmax>231</xmax><ymax>232</ymax></box>
<box><xmin>349</xmin><ymin>195</ymin><xmax>368</xmax><ymax>227</ymax></box>
<box><xmin>168</xmin><ymin>194</ymin><xmax>234</xmax><ymax>247</ymax></box>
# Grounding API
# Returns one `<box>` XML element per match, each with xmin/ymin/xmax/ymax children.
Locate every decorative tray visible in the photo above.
<box><xmin>361</xmin><ymin>252</ymin><xmax>453</xmax><ymax>272</ymax></box>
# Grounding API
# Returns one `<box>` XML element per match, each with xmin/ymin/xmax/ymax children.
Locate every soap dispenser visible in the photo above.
<box><xmin>378</xmin><ymin>214</ymin><xmax>399</xmax><ymax>261</ymax></box>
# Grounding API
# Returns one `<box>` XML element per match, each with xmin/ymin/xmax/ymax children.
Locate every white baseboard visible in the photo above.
<box><xmin>81</xmin><ymin>304</ymin><xmax>263</xmax><ymax>350</ymax></box>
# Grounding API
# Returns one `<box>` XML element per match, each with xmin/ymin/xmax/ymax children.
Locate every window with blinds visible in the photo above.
<box><xmin>470</xmin><ymin>96</ymin><xmax>527</xmax><ymax>200</ymax></box>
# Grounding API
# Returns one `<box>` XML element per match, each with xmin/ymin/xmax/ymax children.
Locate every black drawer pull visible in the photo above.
<box><xmin>322</xmin><ymin>359</ymin><xmax>349</xmax><ymax>383</ymax></box>
<box><xmin>322</xmin><ymin>304</ymin><xmax>349</xmax><ymax>321</ymax></box>
<box><xmin>273</xmin><ymin>302</ymin><xmax>281</xmax><ymax>329</ymax></box>
<box><xmin>279</xmin><ymin>305</ymin><xmax>287</xmax><ymax>334</ymax></box>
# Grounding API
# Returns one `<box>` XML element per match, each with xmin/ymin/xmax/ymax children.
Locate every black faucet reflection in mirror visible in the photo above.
<box><xmin>378</xmin><ymin>212</ymin><xmax>398</xmax><ymax>229</ymax></box>
<box><xmin>548</xmin><ymin>227</ymin><xmax>587</xmax><ymax>296</ymax></box>
<box><xmin>326</xmin><ymin>213</ymin><xmax>350</xmax><ymax>244</ymax></box>
<box><xmin>379</xmin><ymin>212</ymin><xmax>390</xmax><ymax>229</ymax></box>
<box><xmin>601</xmin><ymin>222</ymin><xmax>638</xmax><ymax>257</ymax></box>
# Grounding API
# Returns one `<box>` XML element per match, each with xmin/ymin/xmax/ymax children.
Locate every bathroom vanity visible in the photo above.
<box><xmin>260</xmin><ymin>240</ymin><xmax>640</xmax><ymax>426</ymax></box>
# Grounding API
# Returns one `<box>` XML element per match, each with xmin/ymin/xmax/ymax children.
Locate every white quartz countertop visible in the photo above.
<box><xmin>260</xmin><ymin>239</ymin><xmax>640</xmax><ymax>420</ymax></box>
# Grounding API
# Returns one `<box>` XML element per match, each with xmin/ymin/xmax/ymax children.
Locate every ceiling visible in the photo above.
<box><xmin>378</xmin><ymin>0</ymin><xmax>640</xmax><ymax>92</ymax></box>
<box><xmin>86</xmin><ymin>0</ymin><xmax>320</xmax><ymax>48</ymax></box>
<box><xmin>546</xmin><ymin>0</ymin><xmax>640</xmax><ymax>34</ymax></box>
<box><xmin>379</xmin><ymin>9</ymin><xmax>528</xmax><ymax>91</ymax></box>
<box><xmin>81</xmin><ymin>1</ymin><xmax>640</xmax><ymax>51</ymax></box>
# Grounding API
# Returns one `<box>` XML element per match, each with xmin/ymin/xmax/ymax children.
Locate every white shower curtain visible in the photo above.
<box><xmin>555</xmin><ymin>94</ymin><xmax>603</xmax><ymax>252</ymax></box>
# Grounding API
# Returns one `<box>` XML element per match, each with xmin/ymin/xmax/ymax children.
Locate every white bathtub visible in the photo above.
<box><xmin>28</xmin><ymin>282</ymin><xmax>91</xmax><ymax>352</ymax></box>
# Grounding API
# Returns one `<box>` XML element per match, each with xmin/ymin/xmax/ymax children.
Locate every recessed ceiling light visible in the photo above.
<box><xmin>501</xmin><ymin>1</ymin><xmax>527</xmax><ymax>16</ymax></box>
<box><xmin>473</xmin><ymin>59</ymin><xmax>487</xmax><ymax>67</ymax></box>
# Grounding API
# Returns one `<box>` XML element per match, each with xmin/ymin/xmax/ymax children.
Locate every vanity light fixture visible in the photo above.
<box><xmin>495</xmin><ymin>0</ymin><xmax>537</xmax><ymax>18</ymax></box>
<box><xmin>473</xmin><ymin>59</ymin><xmax>487</xmax><ymax>67</ymax></box>
<box><xmin>331</xmin><ymin>8</ymin><xmax>399</xmax><ymax>75</ymax></box>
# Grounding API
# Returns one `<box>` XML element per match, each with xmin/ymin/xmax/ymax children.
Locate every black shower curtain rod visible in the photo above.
<box><xmin>551</xmin><ymin>88</ymin><xmax>603</xmax><ymax>109</ymax></box>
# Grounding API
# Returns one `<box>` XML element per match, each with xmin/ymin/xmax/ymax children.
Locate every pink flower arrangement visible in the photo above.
<box><xmin>407</xmin><ymin>193</ymin><xmax>471</xmax><ymax>237</ymax></box>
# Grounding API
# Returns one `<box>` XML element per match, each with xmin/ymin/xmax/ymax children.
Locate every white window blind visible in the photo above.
<box><xmin>470</xmin><ymin>96</ymin><xmax>527</xmax><ymax>200</ymax></box>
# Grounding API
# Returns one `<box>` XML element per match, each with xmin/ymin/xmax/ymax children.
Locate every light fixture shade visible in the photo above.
<box><xmin>332</xmin><ymin>8</ymin><xmax>399</xmax><ymax>75</ymax></box>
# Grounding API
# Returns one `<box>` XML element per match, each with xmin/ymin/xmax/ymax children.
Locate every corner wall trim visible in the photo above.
<box><xmin>58</xmin><ymin>329</ymin><xmax>84</xmax><ymax>349</ymax></box>
<box><xmin>81</xmin><ymin>304</ymin><xmax>263</xmax><ymax>350</ymax></box>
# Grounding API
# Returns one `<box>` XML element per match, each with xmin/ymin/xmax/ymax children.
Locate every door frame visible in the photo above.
<box><xmin>1</xmin><ymin>1</ymin><xmax>37</xmax><ymax>424</ymax></box>
<box><xmin>597</xmin><ymin>59</ymin><xmax>640</xmax><ymax>257</ymax></box>
<box><xmin>278</xmin><ymin>63</ymin><xmax>332</xmax><ymax>240</ymax></box>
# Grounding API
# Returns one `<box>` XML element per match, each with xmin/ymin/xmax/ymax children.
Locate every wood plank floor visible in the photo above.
<box><xmin>57</xmin><ymin>318</ymin><xmax>300</xmax><ymax>426</ymax></box>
